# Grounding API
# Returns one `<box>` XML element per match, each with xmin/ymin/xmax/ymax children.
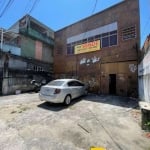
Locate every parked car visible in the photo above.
<box><xmin>39</xmin><ymin>79</ymin><xmax>88</xmax><ymax>105</ymax></box>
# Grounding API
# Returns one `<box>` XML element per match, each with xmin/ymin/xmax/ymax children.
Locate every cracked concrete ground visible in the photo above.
<box><xmin>0</xmin><ymin>93</ymin><xmax>150</xmax><ymax>150</ymax></box>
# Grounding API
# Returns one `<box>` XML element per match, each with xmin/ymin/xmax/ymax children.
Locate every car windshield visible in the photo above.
<box><xmin>47</xmin><ymin>80</ymin><xmax>65</xmax><ymax>86</ymax></box>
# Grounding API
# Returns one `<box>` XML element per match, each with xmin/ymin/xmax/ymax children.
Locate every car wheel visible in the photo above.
<box><xmin>64</xmin><ymin>95</ymin><xmax>71</xmax><ymax>105</ymax></box>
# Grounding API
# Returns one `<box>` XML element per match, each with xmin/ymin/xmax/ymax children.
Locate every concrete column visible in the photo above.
<box><xmin>2</xmin><ymin>54</ymin><xmax>9</xmax><ymax>95</ymax></box>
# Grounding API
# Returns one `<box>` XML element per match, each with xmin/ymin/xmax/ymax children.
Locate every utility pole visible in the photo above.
<box><xmin>0</xmin><ymin>28</ymin><xmax>3</xmax><ymax>50</ymax></box>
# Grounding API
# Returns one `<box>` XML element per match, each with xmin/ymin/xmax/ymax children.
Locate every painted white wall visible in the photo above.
<box><xmin>138</xmin><ymin>49</ymin><xmax>150</xmax><ymax>103</ymax></box>
<box><xmin>3</xmin><ymin>44</ymin><xmax>21</xmax><ymax>56</ymax></box>
<box><xmin>138</xmin><ymin>75</ymin><xmax>150</xmax><ymax>103</ymax></box>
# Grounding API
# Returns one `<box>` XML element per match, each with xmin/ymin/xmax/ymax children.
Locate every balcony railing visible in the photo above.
<box><xmin>20</xmin><ymin>28</ymin><xmax>54</xmax><ymax>46</ymax></box>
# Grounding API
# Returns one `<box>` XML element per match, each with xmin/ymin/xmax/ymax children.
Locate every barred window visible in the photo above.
<box><xmin>122</xmin><ymin>26</ymin><xmax>136</xmax><ymax>40</ymax></box>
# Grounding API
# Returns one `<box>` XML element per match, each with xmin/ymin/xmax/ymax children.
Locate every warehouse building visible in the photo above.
<box><xmin>54</xmin><ymin>0</ymin><xmax>140</xmax><ymax>97</ymax></box>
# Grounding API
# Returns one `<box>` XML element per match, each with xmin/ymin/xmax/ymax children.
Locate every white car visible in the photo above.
<box><xmin>39</xmin><ymin>79</ymin><xmax>88</xmax><ymax>105</ymax></box>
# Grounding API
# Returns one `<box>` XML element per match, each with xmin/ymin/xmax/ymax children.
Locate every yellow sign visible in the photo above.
<box><xmin>75</xmin><ymin>40</ymin><xmax>100</xmax><ymax>54</ymax></box>
<box><xmin>90</xmin><ymin>147</ymin><xmax>106</xmax><ymax>150</ymax></box>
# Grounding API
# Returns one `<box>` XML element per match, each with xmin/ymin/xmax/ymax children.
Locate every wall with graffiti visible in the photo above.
<box><xmin>55</xmin><ymin>55</ymin><xmax>138</xmax><ymax>97</ymax></box>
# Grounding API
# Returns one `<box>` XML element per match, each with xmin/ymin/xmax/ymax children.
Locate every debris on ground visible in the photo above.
<box><xmin>130</xmin><ymin>109</ymin><xmax>141</xmax><ymax>123</ymax></box>
<box><xmin>143</xmin><ymin>132</ymin><xmax>150</xmax><ymax>139</ymax></box>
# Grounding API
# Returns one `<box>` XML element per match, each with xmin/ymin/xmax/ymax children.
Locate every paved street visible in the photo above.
<box><xmin>0</xmin><ymin>93</ymin><xmax>150</xmax><ymax>150</ymax></box>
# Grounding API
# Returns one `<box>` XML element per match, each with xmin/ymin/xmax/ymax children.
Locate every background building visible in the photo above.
<box><xmin>138</xmin><ymin>35</ymin><xmax>150</xmax><ymax>103</ymax></box>
<box><xmin>54</xmin><ymin>0</ymin><xmax>140</xmax><ymax>97</ymax></box>
<box><xmin>0</xmin><ymin>15</ymin><xmax>54</xmax><ymax>95</ymax></box>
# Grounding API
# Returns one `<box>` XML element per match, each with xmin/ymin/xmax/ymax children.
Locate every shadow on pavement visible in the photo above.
<box><xmin>38</xmin><ymin>94</ymin><xmax>138</xmax><ymax>111</ymax></box>
<box><xmin>83</xmin><ymin>94</ymin><xmax>139</xmax><ymax>109</ymax></box>
<box><xmin>38</xmin><ymin>102</ymin><xmax>66</xmax><ymax>111</ymax></box>
<box><xmin>37</xmin><ymin>97</ymin><xmax>83</xmax><ymax>111</ymax></box>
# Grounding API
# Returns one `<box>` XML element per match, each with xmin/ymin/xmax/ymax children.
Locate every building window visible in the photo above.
<box><xmin>88</xmin><ymin>36</ymin><xmax>94</xmax><ymax>42</ymax></box>
<box><xmin>122</xmin><ymin>25</ymin><xmax>136</xmax><ymax>40</ymax></box>
<box><xmin>110</xmin><ymin>34</ymin><xmax>117</xmax><ymax>46</ymax></box>
<box><xmin>101</xmin><ymin>30</ymin><xmax>117</xmax><ymax>48</ymax></box>
<box><xmin>67</xmin><ymin>30</ymin><xmax>118</xmax><ymax>55</ymax></box>
<box><xmin>102</xmin><ymin>37</ymin><xmax>109</xmax><ymax>47</ymax></box>
<box><xmin>95</xmin><ymin>34</ymin><xmax>101</xmax><ymax>40</ymax></box>
<box><xmin>67</xmin><ymin>44</ymin><xmax>74</xmax><ymax>55</ymax></box>
<box><xmin>76</xmin><ymin>40</ymin><xmax>82</xmax><ymax>45</ymax></box>
<box><xmin>82</xmin><ymin>39</ymin><xmax>87</xmax><ymax>43</ymax></box>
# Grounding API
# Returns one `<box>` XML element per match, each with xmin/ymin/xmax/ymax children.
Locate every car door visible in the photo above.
<box><xmin>73</xmin><ymin>81</ymin><xmax>85</xmax><ymax>97</ymax></box>
<box><xmin>67</xmin><ymin>81</ymin><xmax>78</xmax><ymax>99</ymax></box>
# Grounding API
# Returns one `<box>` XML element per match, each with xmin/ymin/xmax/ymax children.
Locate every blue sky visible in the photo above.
<box><xmin>0</xmin><ymin>0</ymin><xmax>149</xmax><ymax>47</ymax></box>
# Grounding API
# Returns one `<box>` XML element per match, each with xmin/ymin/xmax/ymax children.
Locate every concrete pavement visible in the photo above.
<box><xmin>0</xmin><ymin>93</ymin><xmax>149</xmax><ymax>150</ymax></box>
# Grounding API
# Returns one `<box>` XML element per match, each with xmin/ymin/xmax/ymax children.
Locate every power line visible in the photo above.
<box><xmin>20</xmin><ymin>0</ymin><xmax>40</xmax><ymax>23</ymax></box>
<box><xmin>28</xmin><ymin>0</ymin><xmax>40</xmax><ymax>14</ymax></box>
<box><xmin>91</xmin><ymin>0</ymin><xmax>98</xmax><ymax>15</ymax></box>
<box><xmin>82</xmin><ymin>0</ymin><xmax>99</xmax><ymax>40</ymax></box>
<box><xmin>23</xmin><ymin>0</ymin><xmax>32</xmax><ymax>15</ymax></box>
<box><xmin>0</xmin><ymin>0</ymin><xmax>15</xmax><ymax>18</ymax></box>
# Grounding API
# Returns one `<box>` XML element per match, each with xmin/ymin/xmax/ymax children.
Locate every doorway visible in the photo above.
<box><xmin>109</xmin><ymin>74</ymin><xmax>116</xmax><ymax>95</ymax></box>
<box><xmin>0</xmin><ymin>70</ymin><xmax>2</xmax><ymax>95</ymax></box>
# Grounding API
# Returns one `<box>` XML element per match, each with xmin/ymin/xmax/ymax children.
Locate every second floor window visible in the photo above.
<box><xmin>67</xmin><ymin>30</ymin><xmax>118</xmax><ymax>55</ymax></box>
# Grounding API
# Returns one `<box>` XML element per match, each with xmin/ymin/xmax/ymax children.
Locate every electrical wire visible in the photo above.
<box><xmin>28</xmin><ymin>0</ymin><xmax>40</xmax><ymax>14</ymax></box>
<box><xmin>23</xmin><ymin>0</ymin><xmax>31</xmax><ymax>15</ymax></box>
<box><xmin>82</xmin><ymin>0</ymin><xmax>99</xmax><ymax>40</ymax></box>
<box><xmin>0</xmin><ymin>0</ymin><xmax>40</xmax><ymax>19</ymax></box>
<box><xmin>91</xmin><ymin>0</ymin><xmax>98</xmax><ymax>15</ymax></box>
<box><xmin>0</xmin><ymin>0</ymin><xmax>15</xmax><ymax>18</ymax></box>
